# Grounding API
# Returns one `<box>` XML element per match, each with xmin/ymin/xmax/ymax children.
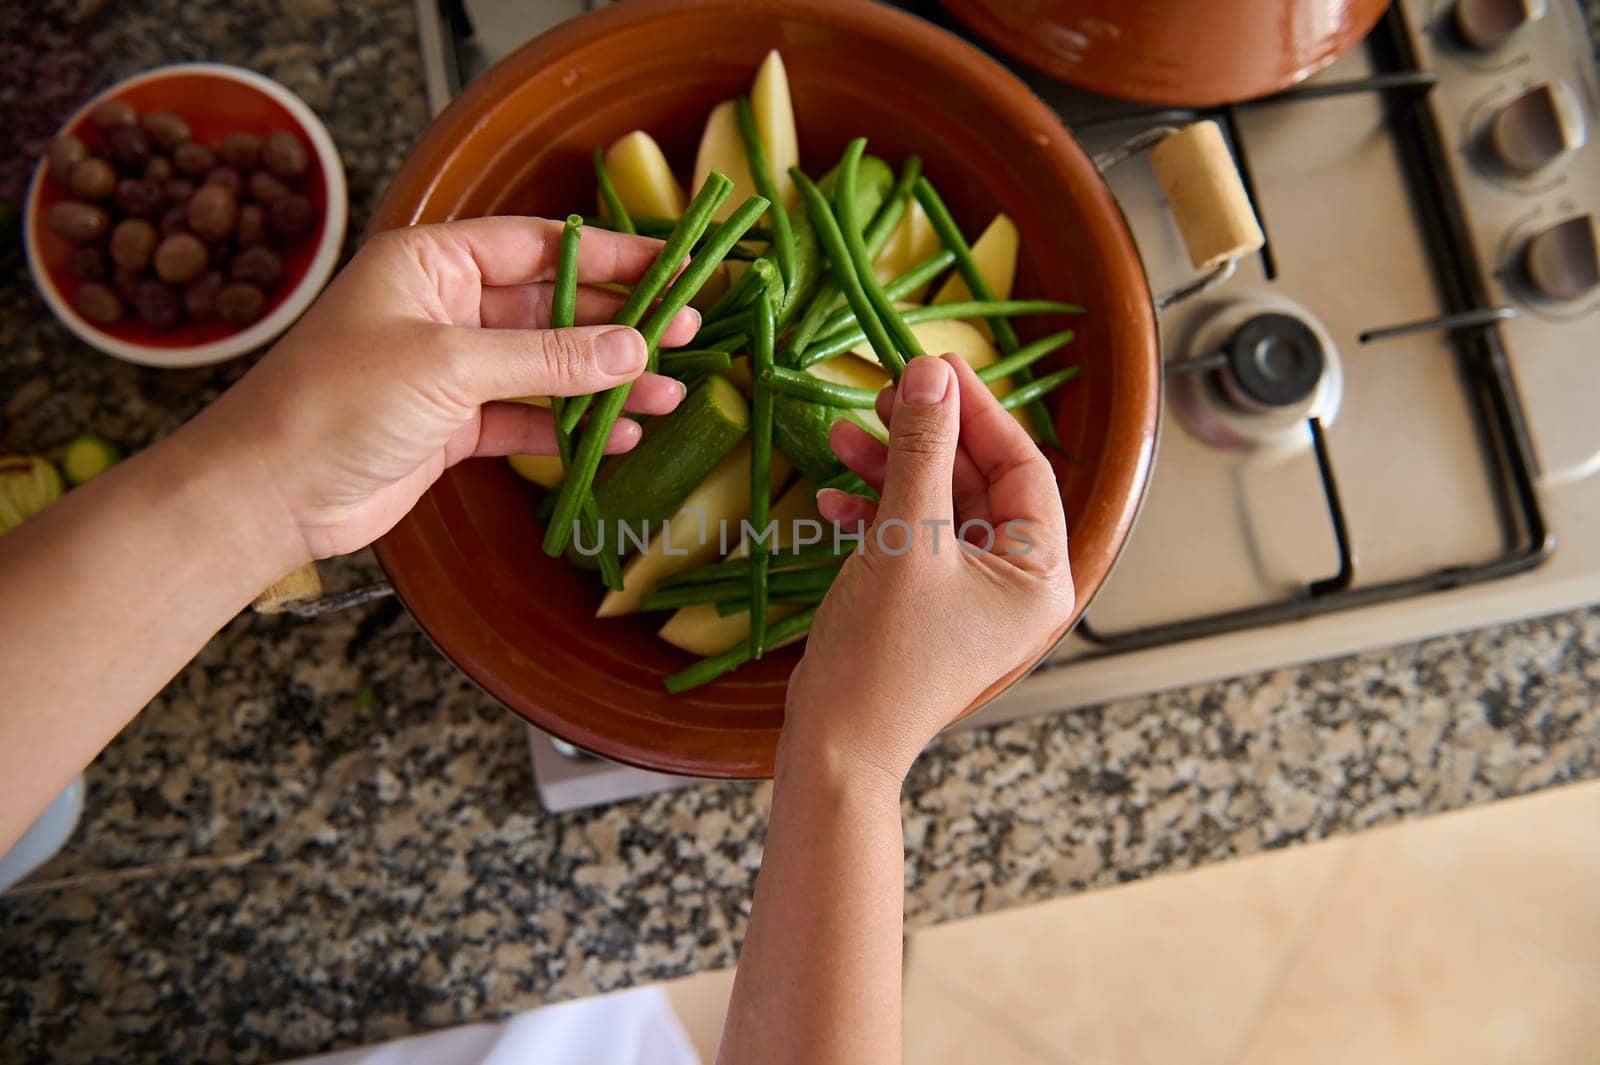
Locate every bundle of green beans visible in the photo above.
<box><xmin>544</xmin><ymin>120</ymin><xmax>1089</xmax><ymax>694</ymax></box>
<box><xmin>542</xmin><ymin>172</ymin><xmax>770</xmax><ymax>559</ymax></box>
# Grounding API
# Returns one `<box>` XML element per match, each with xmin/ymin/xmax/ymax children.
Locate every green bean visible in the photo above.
<box><xmin>735</xmin><ymin>96</ymin><xmax>797</xmax><ymax>293</ymax></box>
<box><xmin>642</xmin><ymin>565</ymin><xmax>840</xmax><ymax>612</ymax></box>
<box><xmin>715</xmin><ymin>589</ymin><xmax>830</xmax><ymax>617</ymax></box>
<box><xmin>703</xmin><ymin>256</ymin><xmax>774</xmax><ymax>325</ymax></box>
<box><xmin>543</xmin><ymin>174</ymin><xmax>734</xmax><ymax>557</ymax></box>
<box><xmin>998</xmin><ymin>366</ymin><xmax>1081</xmax><ymax>412</ymax></box>
<box><xmin>867</xmin><ymin>155</ymin><xmax>923</xmax><ymax>257</ymax></box>
<box><xmin>977</xmin><ymin>330</ymin><xmax>1075</xmax><ymax>384</ymax></box>
<box><xmin>547</xmin><ymin>216</ymin><xmax>622</xmax><ymax>590</ymax></box>
<box><xmin>657</xmin><ymin>350</ymin><xmax>734</xmax><ymax>376</ymax></box>
<box><xmin>593</xmin><ymin>149</ymin><xmax>635</xmax><ymax>235</ymax></box>
<box><xmin>582</xmin><ymin>216</ymin><xmax>774</xmax><ymax>242</ymax></box>
<box><xmin>837</xmin><ymin>139</ymin><xmax>919</xmax><ymax>372</ymax></box>
<box><xmin>913</xmin><ymin>178</ymin><xmax>1062</xmax><ymax>446</ymax></box>
<box><xmin>785</xmin><ymin>157</ymin><xmax>922</xmax><ymax>362</ymax></box>
<box><xmin>663</xmin><ymin>607</ymin><xmax>819</xmax><ymax>694</ymax></box>
<box><xmin>797</xmin><ymin>299</ymin><xmax>1083</xmax><ymax>369</ymax></box>
<box><xmin>638</xmin><ymin>195</ymin><xmax>771</xmax><ymax>372</ymax></box>
<box><xmin>748</xmin><ymin>275</ymin><xmax>780</xmax><ymax>658</ymax></box>
<box><xmin>657</xmin><ymin>540</ymin><xmax>857</xmax><ymax>590</ymax></box>
<box><xmin>791</xmin><ymin>166</ymin><xmax>901</xmax><ymax>377</ymax></box>
<box><xmin>782</xmin><ymin>156</ymin><xmax>922</xmax><ymax>365</ymax></box>
<box><xmin>763</xmin><ymin>365</ymin><xmax>879</xmax><ymax>409</ymax></box>
<box><xmin>816</xmin><ymin>248</ymin><xmax>958</xmax><ymax>336</ymax></box>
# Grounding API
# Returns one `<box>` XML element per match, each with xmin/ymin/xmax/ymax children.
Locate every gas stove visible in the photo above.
<box><xmin>414</xmin><ymin>0</ymin><xmax>1600</xmax><ymax>811</ymax></box>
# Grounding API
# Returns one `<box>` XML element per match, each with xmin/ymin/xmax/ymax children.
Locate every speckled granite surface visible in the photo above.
<box><xmin>2</xmin><ymin>2</ymin><xmax>1599</xmax><ymax>1063</ymax></box>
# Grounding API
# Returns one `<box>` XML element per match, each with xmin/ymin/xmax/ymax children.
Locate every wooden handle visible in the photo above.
<box><xmin>253</xmin><ymin>562</ymin><xmax>323</xmax><ymax>614</ymax></box>
<box><xmin>1149</xmin><ymin>121</ymin><xmax>1265</xmax><ymax>271</ymax></box>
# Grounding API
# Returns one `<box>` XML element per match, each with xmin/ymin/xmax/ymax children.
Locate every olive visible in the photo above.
<box><xmin>103</xmin><ymin>122</ymin><xmax>153</xmax><ymax>169</ymax></box>
<box><xmin>73</xmin><ymin>282</ymin><xmax>124</xmax><ymax>325</ymax></box>
<box><xmin>268</xmin><ymin>193</ymin><xmax>314</xmax><ymax>242</ymax></box>
<box><xmin>67</xmin><ymin>246</ymin><xmax>109</xmax><ymax>281</ymax></box>
<box><xmin>114</xmin><ymin>178</ymin><xmax>166</xmax><ymax>219</ymax></box>
<box><xmin>164</xmin><ymin>178</ymin><xmax>196</xmax><ymax>206</ymax></box>
<box><xmin>110</xmin><ymin>218</ymin><xmax>159</xmax><ymax>272</ymax></box>
<box><xmin>90</xmin><ymin>99</ymin><xmax>137</xmax><ymax>129</ymax></box>
<box><xmin>217</xmin><ymin>131</ymin><xmax>262</xmax><ymax>170</ymax></box>
<box><xmin>184</xmin><ymin>270</ymin><xmax>224</xmax><ymax>319</ymax></box>
<box><xmin>261</xmin><ymin>130</ymin><xmax>309</xmax><ymax>180</ymax></box>
<box><xmin>186</xmin><ymin>184</ymin><xmax>238</xmax><ymax>241</ymax></box>
<box><xmin>47</xmin><ymin>201</ymin><xmax>111</xmax><ymax>242</ymax></box>
<box><xmin>159</xmin><ymin>204</ymin><xmax>189</xmax><ymax>239</ymax></box>
<box><xmin>153</xmin><ymin>232</ymin><xmax>209</xmax><ymax>283</ymax></box>
<box><xmin>231</xmin><ymin>245</ymin><xmax>284</xmax><ymax>289</ymax></box>
<box><xmin>47</xmin><ymin>135</ymin><xmax>88</xmax><ymax>183</ymax></box>
<box><xmin>216</xmin><ymin>281</ymin><xmax>266</xmax><ymax>325</ymax></box>
<box><xmin>247</xmin><ymin>170</ymin><xmax>288</xmax><ymax>205</ymax></box>
<box><xmin>204</xmin><ymin>165</ymin><xmax>242</xmax><ymax>196</ymax></box>
<box><xmin>143</xmin><ymin>155</ymin><xmax>174</xmax><ymax>184</ymax></box>
<box><xmin>66</xmin><ymin>157</ymin><xmax>117</xmax><ymax>200</ymax></box>
<box><xmin>172</xmin><ymin>141</ymin><xmax>216</xmax><ymax>176</ymax></box>
<box><xmin>135</xmin><ymin>279</ymin><xmax>182</xmax><ymax>330</ymax></box>
<box><xmin>141</xmin><ymin>111</ymin><xmax>190</xmax><ymax>150</ymax></box>
<box><xmin>236</xmin><ymin>203</ymin><xmax>267</xmax><ymax>247</ymax></box>
<box><xmin>208</xmin><ymin>239</ymin><xmax>234</xmax><ymax>272</ymax></box>
<box><xmin>113</xmin><ymin>267</ymin><xmax>143</xmax><ymax>303</ymax></box>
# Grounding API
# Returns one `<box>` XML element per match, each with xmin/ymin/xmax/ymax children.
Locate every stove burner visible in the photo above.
<box><xmin>1221</xmin><ymin>313</ymin><xmax>1327</xmax><ymax>411</ymax></box>
<box><xmin>1169</xmin><ymin>296</ymin><xmax>1344</xmax><ymax>462</ymax></box>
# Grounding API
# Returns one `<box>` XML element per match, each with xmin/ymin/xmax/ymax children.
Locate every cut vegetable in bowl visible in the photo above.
<box><xmin>932</xmin><ymin>212</ymin><xmax>1020</xmax><ymax>311</ymax></box>
<box><xmin>600</xmin><ymin>131</ymin><xmax>686</xmax><ymax>220</ymax></box>
<box><xmin>499</xmin><ymin>49</ymin><xmax>1087</xmax><ymax>693</ymax></box>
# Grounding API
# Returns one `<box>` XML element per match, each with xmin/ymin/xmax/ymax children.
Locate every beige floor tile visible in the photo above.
<box><xmin>662</xmin><ymin>966</ymin><xmax>737</xmax><ymax>1063</ymax></box>
<box><xmin>905</xmin><ymin>958</ymin><xmax>1062</xmax><ymax>1065</ymax></box>
<box><xmin>1231</xmin><ymin>838</ymin><xmax>1600</xmax><ymax>1065</ymax></box>
<box><xmin>1380</xmin><ymin>779</ymin><xmax>1600</xmax><ymax>987</ymax></box>
<box><xmin>905</xmin><ymin>838</ymin><xmax>1353</xmax><ymax>1065</ymax></box>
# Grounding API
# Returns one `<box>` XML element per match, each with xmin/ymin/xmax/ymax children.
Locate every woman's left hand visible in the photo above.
<box><xmin>199</xmin><ymin>216</ymin><xmax>698</xmax><ymax>561</ymax></box>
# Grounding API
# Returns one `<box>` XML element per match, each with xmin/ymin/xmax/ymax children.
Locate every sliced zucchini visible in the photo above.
<box><xmin>592</xmin><ymin>374</ymin><xmax>749</xmax><ymax>555</ymax></box>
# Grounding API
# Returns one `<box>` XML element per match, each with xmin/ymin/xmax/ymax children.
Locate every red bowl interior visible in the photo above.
<box><xmin>368</xmin><ymin>0</ymin><xmax>1159</xmax><ymax>777</ymax></box>
<box><xmin>30</xmin><ymin>69</ymin><xmax>330</xmax><ymax>350</ymax></box>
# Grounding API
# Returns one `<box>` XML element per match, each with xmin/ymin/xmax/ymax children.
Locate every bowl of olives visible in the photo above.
<box><xmin>24</xmin><ymin>63</ymin><xmax>347</xmax><ymax>367</ymax></box>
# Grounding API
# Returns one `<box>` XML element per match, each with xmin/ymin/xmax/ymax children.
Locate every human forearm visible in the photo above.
<box><xmin>0</xmin><ymin>407</ymin><xmax>304</xmax><ymax>849</ymax></box>
<box><xmin>718</xmin><ymin>730</ymin><xmax>906</xmax><ymax>1065</ymax></box>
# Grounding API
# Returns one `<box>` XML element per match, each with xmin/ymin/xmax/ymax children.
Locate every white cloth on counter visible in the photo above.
<box><xmin>282</xmin><ymin>986</ymin><xmax>700</xmax><ymax>1065</ymax></box>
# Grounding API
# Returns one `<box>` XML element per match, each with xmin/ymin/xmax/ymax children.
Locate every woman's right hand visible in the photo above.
<box><xmin>783</xmin><ymin>354</ymin><xmax>1076</xmax><ymax>785</ymax></box>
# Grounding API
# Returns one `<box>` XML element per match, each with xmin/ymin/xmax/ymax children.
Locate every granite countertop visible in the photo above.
<box><xmin>3</xmin><ymin>2</ymin><xmax>1600</xmax><ymax>1062</ymax></box>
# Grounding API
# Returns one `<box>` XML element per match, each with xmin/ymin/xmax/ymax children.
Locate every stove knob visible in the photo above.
<box><xmin>1488</xmin><ymin>82</ymin><xmax>1587</xmax><ymax>175</ymax></box>
<box><xmin>1523</xmin><ymin>214</ymin><xmax>1600</xmax><ymax>301</ymax></box>
<box><xmin>1453</xmin><ymin>0</ymin><xmax>1546</xmax><ymax>51</ymax></box>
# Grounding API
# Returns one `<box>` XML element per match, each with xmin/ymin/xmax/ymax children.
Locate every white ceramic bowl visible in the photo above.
<box><xmin>24</xmin><ymin>63</ymin><xmax>348</xmax><ymax>368</ymax></box>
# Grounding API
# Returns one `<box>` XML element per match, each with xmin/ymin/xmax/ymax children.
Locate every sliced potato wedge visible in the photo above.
<box><xmin>692</xmin><ymin>100</ymin><xmax>759</xmax><ymax>222</ymax></box>
<box><xmin>506</xmin><ymin>453</ymin><xmax>564</xmax><ymax>489</ymax></box>
<box><xmin>598</xmin><ymin>442</ymin><xmax>791</xmax><ymax>617</ymax></box>
<box><xmin>602</xmin><ymin>131</ymin><xmax>686</xmax><ymax>220</ymax></box>
<box><xmin>751</xmin><ymin>50</ymin><xmax>799</xmax><ymax>208</ymax></box>
<box><xmin>851</xmin><ymin>316</ymin><xmax>999</xmax><ymax>374</ymax></box>
<box><xmin>931</xmin><ymin>213</ymin><xmax>1019</xmax><ymax>339</ymax></box>
<box><xmin>872</xmin><ymin>200</ymin><xmax>940</xmax><ymax>293</ymax></box>
<box><xmin>658</xmin><ymin>478</ymin><xmax>822</xmax><ymax>656</ymax></box>
<box><xmin>810</xmin><ymin>353</ymin><xmax>891</xmax><ymax>438</ymax></box>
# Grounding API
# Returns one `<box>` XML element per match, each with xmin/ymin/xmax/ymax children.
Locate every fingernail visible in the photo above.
<box><xmin>900</xmin><ymin>356</ymin><xmax>951</xmax><ymax>407</ymax></box>
<box><xmin>597</xmin><ymin>328</ymin><xmax>646</xmax><ymax>374</ymax></box>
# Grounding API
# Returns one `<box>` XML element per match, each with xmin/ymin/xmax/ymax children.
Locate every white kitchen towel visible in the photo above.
<box><xmin>282</xmin><ymin>985</ymin><xmax>700</xmax><ymax>1065</ymax></box>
